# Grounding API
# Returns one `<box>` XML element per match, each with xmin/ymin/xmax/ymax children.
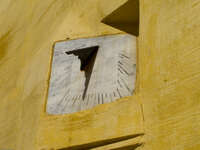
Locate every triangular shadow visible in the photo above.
<box><xmin>102</xmin><ymin>0</ymin><xmax>139</xmax><ymax>36</ymax></box>
<box><xmin>66</xmin><ymin>46</ymin><xmax>99</xmax><ymax>100</ymax></box>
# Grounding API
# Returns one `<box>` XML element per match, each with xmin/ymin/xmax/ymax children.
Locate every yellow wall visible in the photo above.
<box><xmin>0</xmin><ymin>0</ymin><xmax>200</xmax><ymax>150</ymax></box>
<box><xmin>140</xmin><ymin>0</ymin><xmax>200</xmax><ymax>149</ymax></box>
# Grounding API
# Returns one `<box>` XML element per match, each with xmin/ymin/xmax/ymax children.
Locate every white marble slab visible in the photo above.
<box><xmin>47</xmin><ymin>34</ymin><xmax>137</xmax><ymax>114</ymax></box>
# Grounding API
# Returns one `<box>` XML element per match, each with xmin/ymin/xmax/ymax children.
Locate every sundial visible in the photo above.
<box><xmin>47</xmin><ymin>34</ymin><xmax>136</xmax><ymax>114</ymax></box>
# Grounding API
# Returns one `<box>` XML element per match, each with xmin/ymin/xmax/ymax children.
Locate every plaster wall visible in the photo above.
<box><xmin>0</xmin><ymin>0</ymin><xmax>200</xmax><ymax>150</ymax></box>
<box><xmin>139</xmin><ymin>0</ymin><xmax>200</xmax><ymax>149</ymax></box>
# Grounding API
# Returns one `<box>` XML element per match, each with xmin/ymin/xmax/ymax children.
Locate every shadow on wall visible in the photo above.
<box><xmin>101</xmin><ymin>0</ymin><xmax>139</xmax><ymax>36</ymax></box>
<box><xmin>59</xmin><ymin>133</ymin><xmax>144</xmax><ymax>150</ymax></box>
<box><xmin>108</xmin><ymin>143</ymin><xmax>142</xmax><ymax>150</ymax></box>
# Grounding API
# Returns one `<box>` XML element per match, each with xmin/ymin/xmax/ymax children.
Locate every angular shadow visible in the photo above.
<box><xmin>66</xmin><ymin>46</ymin><xmax>99</xmax><ymax>100</ymax></box>
<box><xmin>59</xmin><ymin>133</ymin><xmax>144</xmax><ymax>150</ymax></box>
<box><xmin>102</xmin><ymin>0</ymin><xmax>139</xmax><ymax>36</ymax></box>
<box><xmin>110</xmin><ymin>143</ymin><xmax>143</xmax><ymax>150</ymax></box>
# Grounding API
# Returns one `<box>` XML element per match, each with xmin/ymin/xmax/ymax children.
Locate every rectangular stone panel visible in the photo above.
<box><xmin>47</xmin><ymin>34</ymin><xmax>137</xmax><ymax>114</ymax></box>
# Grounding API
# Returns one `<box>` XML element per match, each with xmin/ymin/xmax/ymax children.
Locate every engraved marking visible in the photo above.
<box><xmin>86</xmin><ymin>94</ymin><xmax>90</xmax><ymax>105</ymax></box>
<box><xmin>98</xmin><ymin>94</ymin><xmax>100</xmax><ymax>104</ymax></box>
<box><xmin>72</xmin><ymin>96</ymin><xmax>76</xmax><ymax>105</ymax></box>
<box><xmin>117</xmin><ymin>79</ymin><xmax>123</xmax><ymax>88</ymax></box>
<box><xmin>77</xmin><ymin>95</ymin><xmax>81</xmax><ymax>100</ymax></box>
<box><xmin>101</xmin><ymin>94</ymin><xmax>104</xmax><ymax>104</ymax></box>
<box><xmin>95</xmin><ymin>93</ymin><xmax>97</xmax><ymax>102</ymax></box>
<box><xmin>116</xmin><ymin>88</ymin><xmax>122</xmax><ymax>98</ymax></box>
<box><xmin>61</xmin><ymin>95</ymin><xmax>72</xmax><ymax>112</ymax></box>
<box><xmin>119</xmin><ymin>53</ymin><xmax>130</xmax><ymax>59</ymax></box>
<box><xmin>63</xmin><ymin>94</ymin><xmax>72</xmax><ymax>107</ymax></box>
<box><xmin>113</xmin><ymin>91</ymin><xmax>116</xmax><ymax>97</ymax></box>
<box><xmin>119</xmin><ymin>58</ymin><xmax>132</xmax><ymax>67</ymax></box>
<box><xmin>62</xmin><ymin>94</ymin><xmax>71</xmax><ymax>108</ymax></box>
<box><xmin>120</xmin><ymin>77</ymin><xmax>133</xmax><ymax>94</ymax></box>
<box><xmin>118</xmin><ymin>64</ymin><xmax>130</xmax><ymax>75</ymax></box>
<box><xmin>118</xmin><ymin>61</ymin><xmax>124</xmax><ymax>66</ymax></box>
<box><xmin>110</xmin><ymin>93</ymin><xmax>113</xmax><ymax>100</ymax></box>
<box><xmin>118</xmin><ymin>60</ymin><xmax>133</xmax><ymax>70</ymax></box>
<box><xmin>57</xmin><ymin>89</ymin><xmax>70</xmax><ymax>106</ymax></box>
<box><xmin>118</xmin><ymin>67</ymin><xmax>125</xmax><ymax>75</ymax></box>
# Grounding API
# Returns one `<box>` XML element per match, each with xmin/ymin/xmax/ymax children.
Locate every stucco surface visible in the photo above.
<box><xmin>0</xmin><ymin>0</ymin><xmax>200</xmax><ymax>150</ymax></box>
<box><xmin>139</xmin><ymin>0</ymin><xmax>200</xmax><ymax>150</ymax></box>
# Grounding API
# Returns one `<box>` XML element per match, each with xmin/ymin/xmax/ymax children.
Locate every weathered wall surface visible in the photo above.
<box><xmin>0</xmin><ymin>0</ymin><xmax>200</xmax><ymax>150</ymax></box>
<box><xmin>139</xmin><ymin>0</ymin><xmax>200</xmax><ymax>149</ymax></box>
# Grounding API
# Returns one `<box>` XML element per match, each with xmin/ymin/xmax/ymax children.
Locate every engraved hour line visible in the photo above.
<box><xmin>119</xmin><ymin>76</ymin><xmax>133</xmax><ymax>94</ymax></box>
<box><xmin>61</xmin><ymin>95</ymin><xmax>71</xmax><ymax>112</ymax></box>
<box><xmin>101</xmin><ymin>94</ymin><xmax>104</xmax><ymax>104</ymax></box>
<box><xmin>72</xmin><ymin>96</ymin><xmax>77</xmax><ymax>106</ymax></box>
<box><xmin>98</xmin><ymin>94</ymin><xmax>100</xmax><ymax>104</ymax></box>
<box><xmin>86</xmin><ymin>95</ymin><xmax>90</xmax><ymax>105</ymax></box>
<box><xmin>62</xmin><ymin>94</ymin><xmax>71</xmax><ymax>109</ymax></box>
<box><xmin>109</xmin><ymin>93</ymin><xmax>113</xmax><ymax>100</ymax></box>
<box><xmin>118</xmin><ymin>68</ymin><xmax>131</xmax><ymax>81</ymax></box>
<box><xmin>118</xmin><ymin>60</ymin><xmax>132</xmax><ymax>71</ymax></box>
<box><xmin>100</xmin><ymin>94</ymin><xmax>102</xmax><ymax>104</ymax></box>
<box><xmin>119</xmin><ymin>59</ymin><xmax>133</xmax><ymax>69</ymax></box>
<box><xmin>116</xmin><ymin>88</ymin><xmax>122</xmax><ymax>98</ymax></box>
<box><xmin>66</xmin><ymin>93</ymin><xmax>75</xmax><ymax>103</ymax></box>
<box><xmin>118</xmin><ymin>65</ymin><xmax>131</xmax><ymax>76</ymax></box>
<box><xmin>117</xmin><ymin>60</ymin><xmax>133</xmax><ymax>95</ymax></box>
<box><xmin>113</xmin><ymin>91</ymin><xmax>116</xmax><ymax>97</ymax></box>
<box><xmin>118</xmin><ymin>67</ymin><xmax>124</xmax><ymax>75</ymax></box>
<box><xmin>118</xmin><ymin>63</ymin><xmax>130</xmax><ymax>75</ymax></box>
<box><xmin>119</xmin><ymin>56</ymin><xmax>130</xmax><ymax>61</ymax></box>
<box><xmin>59</xmin><ymin>68</ymin><xmax>132</xmax><ymax>107</ymax></box>
<box><xmin>87</xmin><ymin>94</ymin><xmax>90</xmax><ymax>105</ymax></box>
<box><xmin>75</xmin><ymin>96</ymin><xmax>79</xmax><ymax>101</ymax></box>
<box><xmin>117</xmin><ymin>79</ymin><xmax>123</xmax><ymax>88</ymax></box>
<box><xmin>57</xmin><ymin>89</ymin><xmax>70</xmax><ymax>106</ymax></box>
<box><xmin>72</xmin><ymin>96</ymin><xmax>77</xmax><ymax>105</ymax></box>
<box><xmin>90</xmin><ymin>94</ymin><xmax>94</xmax><ymax>105</ymax></box>
<box><xmin>119</xmin><ymin>78</ymin><xmax>132</xmax><ymax>94</ymax></box>
<box><xmin>118</xmin><ymin>61</ymin><xmax>124</xmax><ymax>66</ymax></box>
<box><xmin>119</xmin><ymin>53</ymin><xmax>130</xmax><ymax>59</ymax></box>
<box><xmin>99</xmin><ymin>94</ymin><xmax>101</xmax><ymax>104</ymax></box>
<box><xmin>118</xmin><ymin>66</ymin><xmax>135</xmax><ymax>76</ymax></box>
<box><xmin>59</xmin><ymin>94</ymin><xmax>70</xmax><ymax>110</ymax></box>
<box><xmin>117</xmin><ymin>78</ymin><xmax>131</xmax><ymax>95</ymax></box>
<box><xmin>62</xmin><ymin>95</ymin><xmax>72</xmax><ymax>112</ymax></box>
<box><xmin>95</xmin><ymin>94</ymin><xmax>97</xmax><ymax>104</ymax></box>
<box><xmin>118</xmin><ymin>66</ymin><xmax>131</xmax><ymax>78</ymax></box>
<box><xmin>119</xmin><ymin>54</ymin><xmax>133</xmax><ymax>67</ymax></box>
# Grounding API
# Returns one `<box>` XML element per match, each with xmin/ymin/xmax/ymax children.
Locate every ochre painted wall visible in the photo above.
<box><xmin>139</xmin><ymin>0</ymin><xmax>200</xmax><ymax>150</ymax></box>
<box><xmin>0</xmin><ymin>0</ymin><xmax>200</xmax><ymax>150</ymax></box>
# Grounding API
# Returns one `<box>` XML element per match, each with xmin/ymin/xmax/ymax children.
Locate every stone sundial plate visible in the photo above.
<box><xmin>47</xmin><ymin>34</ymin><xmax>137</xmax><ymax>114</ymax></box>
